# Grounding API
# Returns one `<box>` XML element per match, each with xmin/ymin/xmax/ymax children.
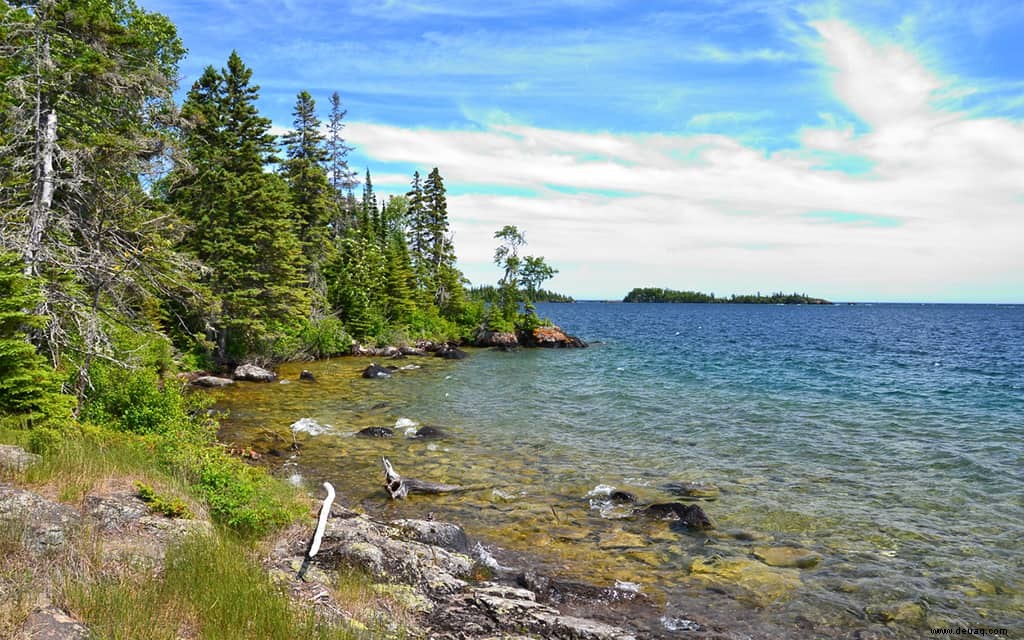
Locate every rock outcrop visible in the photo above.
<box><xmin>518</xmin><ymin>326</ymin><xmax>588</xmax><ymax>348</ymax></box>
<box><xmin>191</xmin><ymin>375</ymin><xmax>234</xmax><ymax>388</ymax></box>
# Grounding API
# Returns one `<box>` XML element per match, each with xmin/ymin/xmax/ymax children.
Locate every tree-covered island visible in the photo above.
<box><xmin>623</xmin><ymin>287</ymin><xmax>832</xmax><ymax>304</ymax></box>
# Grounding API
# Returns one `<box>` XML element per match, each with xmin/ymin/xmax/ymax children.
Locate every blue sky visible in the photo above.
<box><xmin>141</xmin><ymin>0</ymin><xmax>1024</xmax><ymax>302</ymax></box>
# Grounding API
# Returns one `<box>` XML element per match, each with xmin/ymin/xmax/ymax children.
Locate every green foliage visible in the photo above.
<box><xmin>80</xmin><ymin>362</ymin><xmax>202</xmax><ymax>436</ymax></box>
<box><xmin>77</xmin><ymin>361</ymin><xmax>301</xmax><ymax>536</ymax></box>
<box><xmin>488</xmin><ymin>226</ymin><xmax>558</xmax><ymax>332</ymax></box>
<box><xmin>135</xmin><ymin>481</ymin><xmax>194</xmax><ymax>519</ymax></box>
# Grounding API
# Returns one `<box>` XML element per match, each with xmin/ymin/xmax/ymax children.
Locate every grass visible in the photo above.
<box><xmin>65</xmin><ymin>534</ymin><xmax>366</xmax><ymax>640</ymax></box>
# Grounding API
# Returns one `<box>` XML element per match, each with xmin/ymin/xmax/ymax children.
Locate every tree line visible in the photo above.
<box><xmin>623</xmin><ymin>288</ymin><xmax>831</xmax><ymax>304</ymax></box>
<box><xmin>0</xmin><ymin>0</ymin><xmax>558</xmax><ymax>426</ymax></box>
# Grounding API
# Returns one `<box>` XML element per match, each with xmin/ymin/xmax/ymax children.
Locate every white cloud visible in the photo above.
<box><xmin>344</xmin><ymin>19</ymin><xmax>1023</xmax><ymax>302</ymax></box>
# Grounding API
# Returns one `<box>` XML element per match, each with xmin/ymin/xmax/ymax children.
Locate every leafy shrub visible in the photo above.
<box><xmin>135</xmin><ymin>481</ymin><xmax>194</xmax><ymax>519</ymax></box>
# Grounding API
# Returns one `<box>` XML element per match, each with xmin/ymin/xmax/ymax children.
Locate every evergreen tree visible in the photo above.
<box><xmin>421</xmin><ymin>168</ymin><xmax>460</xmax><ymax>313</ymax></box>
<box><xmin>0</xmin><ymin>252</ymin><xmax>63</xmax><ymax>427</ymax></box>
<box><xmin>281</xmin><ymin>90</ymin><xmax>334</xmax><ymax>312</ymax></box>
<box><xmin>0</xmin><ymin>0</ymin><xmax>196</xmax><ymax>404</ymax></box>
<box><xmin>359</xmin><ymin>169</ymin><xmax>377</xmax><ymax>239</ymax></box>
<box><xmin>326</xmin><ymin>91</ymin><xmax>358</xmax><ymax>222</ymax></box>
<box><xmin>172</xmin><ymin>51</ymin><xmax>309</xmax><ymax>358</ymax></box>
<box><xmin>405</xmin><ymin>171</ymin><xmax>431</xmax><ymax>300</ymax></box>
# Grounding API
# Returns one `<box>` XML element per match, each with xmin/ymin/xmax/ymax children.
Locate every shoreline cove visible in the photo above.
<box><xmin>210</xmin><ymin>302</ymin><xmax>1024</xmax><ymax>640</ymax></box>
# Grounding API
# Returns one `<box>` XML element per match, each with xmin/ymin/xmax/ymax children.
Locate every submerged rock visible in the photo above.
<box><xmin>636</xmin><ymin>502</ymin><xmax>713</xmax><ymax>529</ymax></box>
<box><xmin>688</xmin><ymin>555</ymin><xmax>800</xmax><ymax>606</ymax></box>
<box><xmin>299</xmin><ymin>369</ymin><xmax>316</xmax><ymax>382</ymax></box>
<box><xmin>233</xmin><ymin>363</ymin><xmax>277</xmax><ymax>382</ymax></box>
<box><xmin>362</xmin><ymin>363</ymin><xmax>397</xmax><ymax>379</ymax></box>
<box><xmin>356</xmin><ymin>427</ymin><xmax>394</xmax><ymax>438</ymax></box>
<box><xmin>663</xmin><ymin>481</ymin><xmax>720</xmax><ymax>500</ymax></box>
<box><xmin>752</xmin><ymin>545</ymin><xmax>822</xmax><ymax>569</ymax></box>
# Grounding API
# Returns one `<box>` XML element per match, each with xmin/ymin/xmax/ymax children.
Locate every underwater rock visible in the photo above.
<box><xmin>597</xmin><ymin>529</ymin><xmax>648</xmax><ymax>549</ymax></box>
<box><xmin>232</xmin><ymin>363</ymin><xmax>277</xmax><ymax>382</ymax></box>
<box><xmin>356</xmin><ymin>427</ymin><xmax>394</xmax><ymax>438</ymax></box>
<box><xmin>299</xmin><ymin>369</ymin><xmax>316</xmax><ymax>382</ymax></box>
<box><xmin>663</xmin><ymin>481</ymin><xmax>720</xmax><ymax>500</ymax></box>
<box><xmin>362</xmin><ymin>363</ymin><xmax>397</xmax><ymax>379</ymax></box>
<box><xmin>636</xmin><ymin>502</ymin><xmax>713</xmax><ymax>529</ymax></box>
<box><xmin>688</xmin><ymin>556</ymin><xmax>800</xmax><ymax>606</ymax></box>
<box><xmin>752</xmin><ymin>545</ymin><xmax>822</xmax><ymax>569</ymax></box>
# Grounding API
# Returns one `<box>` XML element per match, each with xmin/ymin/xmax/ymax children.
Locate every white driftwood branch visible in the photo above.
<box><xmin>308</xmin><ymin>481</ymin><xmax>335</xmax><ymax>558</ymax></box>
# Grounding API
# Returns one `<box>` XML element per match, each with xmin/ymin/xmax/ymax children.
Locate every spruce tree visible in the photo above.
<box><xmin>0</xmin><ymin>252</ymin><xmax>62</xmax><ymax>427</ymax></box>
<box><xmin>421</xmin><ymin>168</ymin><xmax>459</xmax><ymax>312</ymax></box>
<box><xmin>282</xmin><ymin>90</ymin><xmax>335</xmax><ymax>311</ymax></box>
<box><xmin>173</xmin><ymin>52</ymin><xmax>309</xmax><ymax>358</ymax></box>
<box><xmin>326</xmin><ymin>91</ymin><xmax>358</xmax><ymax>215</ymax></box>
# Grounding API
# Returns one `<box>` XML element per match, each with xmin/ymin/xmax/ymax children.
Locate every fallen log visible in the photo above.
<box><xmin>381</xmin><ymin>457</ymin><xmax>467</xmax><ymax>499</ymax></box>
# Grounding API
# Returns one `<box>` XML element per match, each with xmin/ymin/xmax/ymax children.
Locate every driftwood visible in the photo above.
<box><xmin>382</xmin><ymin>457</ymin><xmax>466</xmax><ymax>499</ymax></box>
<box><xmin>299</xmin><ymin>482</ymin><xmax>336</xmax><ymax>579</ymax></box>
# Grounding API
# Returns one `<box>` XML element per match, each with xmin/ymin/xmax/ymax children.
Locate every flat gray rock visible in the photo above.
<box><xmin>0</xmin><ymin>484</ymin><xmax>81</xmax><ymax>554</ymax></box>
<box><xmin>21</xmin><ymin>607</ymin><xmax>90</xmax><ymax>639</ymax></box>
<box><xmin>0</xmin><ymin>445</ymin><xmax>40</xmax><ymax>474</ymax></box>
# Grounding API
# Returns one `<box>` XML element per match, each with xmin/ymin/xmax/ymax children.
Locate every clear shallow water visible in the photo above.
<box><xmin>215</xmin><ymin>303</ymin><xmax>1024</xmax><ymax>638</ymax></box>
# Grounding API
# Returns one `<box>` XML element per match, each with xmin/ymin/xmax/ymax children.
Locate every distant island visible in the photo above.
<box><xmin>623</xmin><ymin>287</ymin><xmax>832</xmax><ymax>305</ymax></box>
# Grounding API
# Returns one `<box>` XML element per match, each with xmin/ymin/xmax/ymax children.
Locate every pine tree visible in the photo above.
<box><xmin>172</xmin><ymin>51</ymin><xmax>309</xmax><ymax>358</ymax></box>
<box><xmin>282</xmin><ymin>90</ymin><xmax>334</xmax><ymax>312</ymax></box>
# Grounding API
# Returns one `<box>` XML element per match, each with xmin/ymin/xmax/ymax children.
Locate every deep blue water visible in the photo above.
<box><xmin>218</xmin><ymin>302</ymin><xmax>1024</xmax><ymax>638</ymax></box>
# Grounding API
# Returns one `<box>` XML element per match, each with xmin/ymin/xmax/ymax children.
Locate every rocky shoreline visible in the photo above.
<box><xmin>1</xmin><ymin>443</ymin><xmax>738</xmax><ymax>639</ymax></box>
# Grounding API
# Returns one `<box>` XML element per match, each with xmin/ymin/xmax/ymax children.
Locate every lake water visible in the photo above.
<box><xmin>214</xmin><ymin>302</ymin><xmax>1024</xmax><ymax>638</ymax></box>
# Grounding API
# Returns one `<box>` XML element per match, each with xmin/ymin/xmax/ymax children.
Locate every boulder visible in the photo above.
<box><xmin>517</xmin><ymin>326</ymin><xmax>587</xmax><ymax>348</ymax></box>
<box><xmin>412</xmin><ymin>426</ymin><xmax>445</xmax><ymax>439</ymax></box>
<box><xmin>636</xmin><ymin>502</ymin><xmax>713</xmax><ymax>529</ymax></box>
<box><xmin>399</xmin><ymin>346</ymin><xmax>430</xmax><ymax>357</ymax></box>
<box><xmin>608</xmin><ymin>490</ymin><xmax>638</xmax><ymax>504</ymax></box>
<box><xmin>435</xmin><ymin>344</ymin><xmax>468</xmax><ymax>360</ymax></box>
<box><xmin>391</xmin><ymin>518</ymin><xmax>470</xmax><ymax>554</ymax></box>
<box><xmin>0</xmin><ymin>445</ymin><xmax>41</xmax><ymax>474</ymax></box>
<box><xmin>356</xmin><ymin>427</ymin><xmax>394</xmax><ymax>438</ymax></box>
<box><xmin>0</xmin><ymin>483</ymin><xmax>82</xmax><ymax>553</ymax></box>
<box><xmin>362</xmin><ymin>363</ymin><xmax>397</xmax><ymax>379</ymax></box>
<box><xmin>299</xmin><ymin>369</ymin><xmax>316</xmax><ymax>382</ymax></box>
<box><xmin>20</xmin><ymin>607</ymin><xmax>91</xmax><ymax>640</ymax></box>
<box><xmin>191</xmin><ymin>375</ymin><xmax>234</xmax><ymax>388</ymax></box>
<box><xmin>472</xmin><ymin>329</ymin><xmax>519</xmax><ymax>349</ymax></box>
<box><xmin>232</xmin><ymin>363</ymin><xmax>277</xmax><ymax>382</ymax></box>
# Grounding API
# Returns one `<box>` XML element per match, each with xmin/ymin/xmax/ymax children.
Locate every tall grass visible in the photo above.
<box><xmin>66</xmin><ymin>534</ymin><xmax>364</xmax><ymax>640</ymax></box>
